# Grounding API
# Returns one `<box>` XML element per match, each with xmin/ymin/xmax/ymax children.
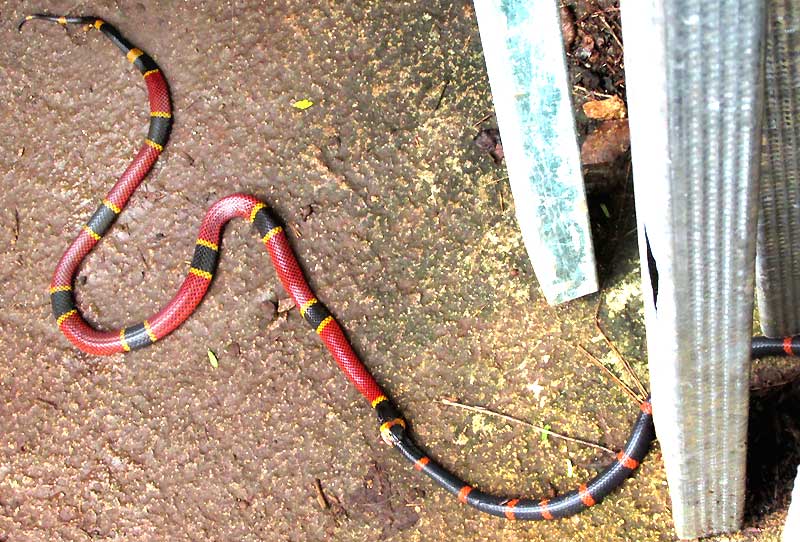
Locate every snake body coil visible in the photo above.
<box><xmin>23</xmin><ymin>14</ymin><xmax>660</xmax><ymax>521</ymax></box>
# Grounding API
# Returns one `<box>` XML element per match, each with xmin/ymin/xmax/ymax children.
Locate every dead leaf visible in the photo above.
<box><xmin>582</xmin><ymin>95</ymin><xmax>627</xmax><ymax>120</ymax></box>
<box><xmin>581</xmin><ymin>119</ymin><xmax>630</xmax><ymax>165</ymax></box>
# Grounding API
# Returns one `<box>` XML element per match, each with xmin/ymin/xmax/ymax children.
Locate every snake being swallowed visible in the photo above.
<box><xmin>19</xmin><ymin>13</ymin><xmax>659</xmax><ymax>521</ymax></box>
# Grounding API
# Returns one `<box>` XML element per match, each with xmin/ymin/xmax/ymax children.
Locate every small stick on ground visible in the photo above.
<box><xmin>593</xmin><ymin>304</ymin><xmax>648</xmax><ymax>398</ymax></box>
<box><xmin>440</xmin><ymin>398</ymin><xmax>614</xmax><ymax>455</ymax></box>
<box><xmin>289</xmin><ymin>222</ymin><xmax>303</xmax><ymax>239</ymax></box>
<box><xmin>573</xmin><ymin>85</ymin><xmax>614</xmax><ymax>99</ymax></box>
<box><xmin>13</xmin><ymin>208</ymin><xmax>20</xmax><ymax>244</ymax></box>
<box><xmin>481</xmin><ymin>175</ymin><xmax>509</xmax><ymax>187</ymax></box>
<box><xmin>593</xmin><ymin>12</ymin><xmax>624</xmax><ymax>50</ymax></box>
<box><xmin>468</xmin><ymin>303</ymin><xmax>488</xmax><ymax>318</ymax></box>
<box><xmin>577</xmin><ymin>345</ymin><xmax>643</xmax><ymax>405</ymax></box>
<box><xmin>598</xmin><ymin>329</ymin><xmax>647</xmax><ymax>398</ymax></box>
<box><xmin>471</xmin><ymin>112</ymin><xmax>493</xmax><ymax>127</ymax></box>
<box><xmin>750</xmin><ymin>370</ymin><xmax>800</xmax><ymax>392</ymax></box>
<box><xmin>751</xmin><ymin>380</ymin><xmax>797</xmax><ymax>393</ymax></box>
<box><xmin>138</xmin><ymin>247</ymin><xmax>151</xmax><ymax>271</ymax></box>
<box><xmin>433</xmin><ymin>79</ymin><xmax>450</xmax><ymax>112</ymax></box>
<box><xmin>314</xmin><ymin>478</ymin><xmax>330</xmax><ymax>510</ymax></box>
<box><xmin>177</xmin><ymin>149</ymin><xmax>195</xmax><ymax>166</ymax></box>
<box><xmin>34</xmin><ymin>397</ymin><xmax>58</xmax><ymax>409</ymax></box>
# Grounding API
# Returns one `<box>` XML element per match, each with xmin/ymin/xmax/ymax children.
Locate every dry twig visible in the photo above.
<box><xmin>573</xmin><ymin>84</ymin><xmax>614</xmax><ymax>99</ymax></box>
<box><xmin>314</xmin><ymin>478</ymin><xmax>330</xmax><ymax>510</ymax></box>
<box><xmin>593</xmin><ymin>12</ymin><xmax>624</xmax><ymax>50</ymax></box>
<box><xmin>440</xmin><ymin>398</ymin><xmax>614</xmax><ymax>454</ymax></box>
<box><xmin>471</xmin><ymin>112</ymin><xmax>493</xmax><ymax>127</ymax></box>
<box><xmin>577</xmin><ymin>345</ymin><xmax>643</xmax><ymax>404</ymax></box>
<box><xmin>593</xmin><ymin>304</ymin><xmax>648</xmax><ymax>398</ymax></box>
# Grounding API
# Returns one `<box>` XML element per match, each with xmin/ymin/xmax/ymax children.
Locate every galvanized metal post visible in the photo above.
<box><xmin>473</xmin><ymin>0</ymin><xmax>598</xmax><ymax>305</ymax></box>
<box><xmin>756</xmin><ymin>0</ymin><xmax>800</xmax><ymax>337</ymax></box>
<box><xmin>621</xmin><ymin>0</ymin><xmax>766</xmax><ymax>538</ymax></box>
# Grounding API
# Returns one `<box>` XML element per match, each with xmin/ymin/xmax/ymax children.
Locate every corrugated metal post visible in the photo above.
<box><xmin>473</xmin><ymin>0</ymin><xmax>598</xmax><ymax>305</ymax></box>
<box><xmin>756</xmin><ymin>0</ymin><xmax>800</xmax><ymax>337</ymax></box>
<box><xmin>620</xmin><ymin>0</ymin><xmax>766</xmax><ymax>538</ymax></box>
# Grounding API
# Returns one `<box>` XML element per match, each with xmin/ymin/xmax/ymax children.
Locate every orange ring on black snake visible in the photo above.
<box><xmin>20</xmin><ymin>13</ymin><xmax>658</xmax><ymax>521</ymax></box>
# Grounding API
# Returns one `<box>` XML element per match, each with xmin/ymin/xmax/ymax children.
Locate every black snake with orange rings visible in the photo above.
<box><xmin>22</xmin><ymin>13</ymin><xmax>798</xmax><ymax>523</ymax></box>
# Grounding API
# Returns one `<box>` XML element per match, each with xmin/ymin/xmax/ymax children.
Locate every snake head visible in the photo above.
<box><xmin>379</xmin><ymin>417</ymin><xmax>407</xmax><ymax>446</ymax></box>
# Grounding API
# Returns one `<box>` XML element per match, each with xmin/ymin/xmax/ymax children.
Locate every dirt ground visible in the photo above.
<box><xmin>0</xmin><ymin>1</ymin><xmax>795</xmax><ymax>541</ymax></box>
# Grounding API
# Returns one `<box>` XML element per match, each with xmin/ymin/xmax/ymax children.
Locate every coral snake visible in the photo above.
<box><xmin>20</xmin><ymin>13</ymin><xmax>798</xmax><ymax>522</ymax></box>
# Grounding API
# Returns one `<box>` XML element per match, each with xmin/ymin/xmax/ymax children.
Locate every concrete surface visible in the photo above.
<box><xmin>0</xmin><ymin>1</ymin><xmax>789</xmax><ymax>541</ymax></box>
